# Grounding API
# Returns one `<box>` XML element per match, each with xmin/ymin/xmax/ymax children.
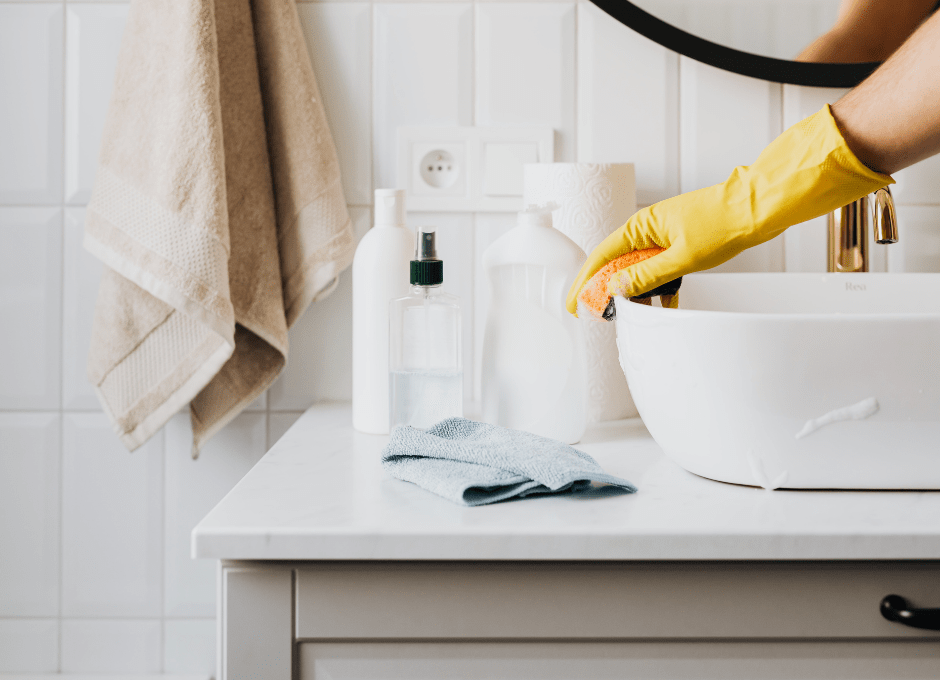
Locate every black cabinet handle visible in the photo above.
<box><xmin>880</xmin><ymin>595</ymin><xmax>940</xmax><ymax>631</ymax></box>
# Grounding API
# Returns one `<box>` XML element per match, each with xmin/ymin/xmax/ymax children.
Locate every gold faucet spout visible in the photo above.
<box><xmin>827</xmin><ymin>187</ymin><xmax>897</xmax><ymax>273</ymax></box>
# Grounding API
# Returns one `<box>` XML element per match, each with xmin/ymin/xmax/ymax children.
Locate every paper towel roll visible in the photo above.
<box><xmin>523</xmin><ymin>163</ymin><xmax>638</xmax><ymax>422</ymax></box>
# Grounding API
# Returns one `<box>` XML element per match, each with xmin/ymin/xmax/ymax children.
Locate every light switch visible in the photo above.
<box><xmin>482</xmin><ymin>142</ymin><xmax>539</xmax><ymax>197</ymax></box>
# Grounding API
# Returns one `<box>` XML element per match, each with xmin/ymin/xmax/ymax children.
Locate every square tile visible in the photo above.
<box><xmin>0</xmin><ymin>413</ymin><xmax>60</xmax><ymax>617</ymax></box>
<box><xmin>373</xmin><ymin>3</ymin><xmax>472</xmax><ymax>189</ymax></box>
<box><xmin>577</xmin><ymin>2</ymin><xmax>679</xmax><ymax>204</ymax></box>
<box><xmin>680</xmin><ymin>57</ymin><xmax>782</xmax><ymax>192</ymax></box>
<box><xmin>782</xmin><ymin>83</ymin><xmax>849</xmax><ymax>128</ymax></box>
<box><xmin>64</xmin><ymin>3</ymin><xmax>129</xmax><ymax>204</ymax></box>
<box><xmin>60</xmin><ymin>619</ymin><xmax>161</xmax><ymax>674</ymax></box>
<box><xmin>476</xmin><ymin>3</ymin><xmax>576</xmax><ymax>162</ymax></box>
<box><xmin>0</xmin><ymin>619</ymin><xmax>58</xmax><ymax>674</ymax></box>
<box><xmin>0</xmin><ymin>207</ymin><xmax>62</xmax><ymax>410</ymax></box>
<box><xmin>164</xmin><ymin>619</ymin><xmax>215</xmax><ymax>677</ymax></box>
<box><xmin>268</xmin><ymin>411</ymin><xmax>305</xmax><ymax>449</ymax></box>
<box><xmin>63</xmin><ymin>207</ymin><xmax>104</xmax><ymax>410</ymax></box>
<box><xmin>894</xmin><ymin>155</ymin><xmax>940</xmax><ymax>206</ymax></box>
<box><xmin>62</xmin><ymin>413</ymin><xmax>163</xmax><ymax>617</ymax></box>
<box><xmin>297</xmin><ymin>2</ymin><xmax>372</xmax><ymax>206</ymax></box>
<box><xmin>243</xmin><ymin>390</ymin><xmax>267</xmax><ymax>412</ymax></box>
<box><xmin>889</xmin><ymin>206</ymin><xmax>940</xmax><ymax>273</ymax></box>
<box><xmin>269</xmin><ymin>207</ymin><xmax>369</xmax><ymax>410</ymax></box>
<box><xmin>0</xmin><ymin>4</ymin><xmax>64</xmax><ymax>204</ymax></box>
<box><xmin>164</xmin><ymin>412</ymin><xmax>266</xmax><ymax>618</ymax></box>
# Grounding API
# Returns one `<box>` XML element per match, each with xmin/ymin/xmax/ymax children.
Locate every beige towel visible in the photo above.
<box><xmin>85</xmin><ymin>0</ymin><xmax>354</xmax><ymax>455</ymax></box>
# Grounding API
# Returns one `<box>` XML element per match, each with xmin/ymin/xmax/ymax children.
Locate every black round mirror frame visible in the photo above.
<box><xmin>590</xmin><ymin>0</ymin><xmax>880</xmax><ymax>88</ymax></box>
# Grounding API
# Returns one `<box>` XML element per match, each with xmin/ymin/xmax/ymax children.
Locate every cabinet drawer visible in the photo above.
<box><xmin>299</xmin><ymin>641</ymin><xmax>940</xmax><ymax>679</ymax></box>
<box><xmin>295</xmin><ymin>562</ymin><xmax>940</xmax><ymax>640</ymax></box>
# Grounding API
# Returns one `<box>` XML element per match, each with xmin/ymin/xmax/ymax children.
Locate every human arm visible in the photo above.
<box><xmin>567</xmin><ymin>6</ymin><xmax>940</xmax><ymax>318</ymax></box>
<box><xmin>797</xmin><ymin>0</ymin><xmax>935</xmax><ymax>63</ymax></box>
<box><xmin>831</xmin><ymin>9</ymin><xmax>940</xmax><ymax>174</ymax></box>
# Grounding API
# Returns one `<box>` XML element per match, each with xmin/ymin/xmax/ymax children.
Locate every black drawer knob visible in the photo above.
<box><xmin>880</xmin><ymin>594</ymin><xmax>940</xmax><ymax>631</ymax></box>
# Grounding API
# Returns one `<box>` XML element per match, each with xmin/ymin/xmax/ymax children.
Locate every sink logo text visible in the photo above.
<box><xmin>845</xmin><ymin>282</ymin><xmax>866</xmax><ymax>291</ymax></box>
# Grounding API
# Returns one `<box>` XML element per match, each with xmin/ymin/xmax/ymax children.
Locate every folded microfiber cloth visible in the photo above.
<box><xmin>381</xmin><ymin>418</ymin><xmax>637</xmax><ymax>506</ymax></box>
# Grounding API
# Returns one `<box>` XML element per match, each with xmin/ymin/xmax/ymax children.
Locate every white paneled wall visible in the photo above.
<box><xmin>2</xmin><ymin>1</ymin><xmax>940</xmax><ymax>676</ymax></box>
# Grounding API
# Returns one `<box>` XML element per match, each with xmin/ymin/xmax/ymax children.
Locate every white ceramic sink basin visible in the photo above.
<box><xmin>614</xmin><ymin>273</ymin><xmax>940</xmax><ymax>490</ymax></box>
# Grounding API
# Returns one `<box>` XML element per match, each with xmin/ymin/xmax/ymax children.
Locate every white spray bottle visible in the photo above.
<box><xmin>351</xmin><ymin>189</ymin><xmax>413</xmax><ymax>434</ymax></box>
<box><xmin>480</xmin><ymin>205</ymin><xmax>587</xmax><ymax>444</ymax></box>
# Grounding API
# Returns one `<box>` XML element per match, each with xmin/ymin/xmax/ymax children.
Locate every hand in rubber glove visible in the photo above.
<box><xmin>566</xmin><ymin>105</ymin><xmax>893</xmax><ymax>318</ymax></box>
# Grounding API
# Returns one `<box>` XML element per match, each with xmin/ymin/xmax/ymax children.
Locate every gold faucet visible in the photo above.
<box><xmin>828</xmin><ymin>187</ymin><xmax>898</xmax><ymax>272</ymax></box>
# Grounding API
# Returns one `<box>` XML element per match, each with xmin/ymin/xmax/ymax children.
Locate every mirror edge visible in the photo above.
<box><xmin>590</xmin><ymin>0</ymin><xmax>879</xmax><ymax>88</ymax></box>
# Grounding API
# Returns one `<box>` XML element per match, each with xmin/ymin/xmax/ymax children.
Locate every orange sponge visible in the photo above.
<box><xmin>577</xmin><ymin>247</ymin><xmax>665</xmax><ymax>320</ymax></box>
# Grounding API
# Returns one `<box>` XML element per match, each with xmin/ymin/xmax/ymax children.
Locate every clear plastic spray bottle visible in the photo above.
<box><xmin>389</xmin><ymin>230</ymin><xmax>462</xmax><ymax>429</ymax></box>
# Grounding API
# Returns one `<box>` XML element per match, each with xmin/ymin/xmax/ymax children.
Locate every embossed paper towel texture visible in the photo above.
<box><xmin>523</xmin><ymin>163</ymin><xmax>638</xmax><ymax>421</ymax></box>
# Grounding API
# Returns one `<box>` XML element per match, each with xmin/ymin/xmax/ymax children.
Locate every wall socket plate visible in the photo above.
<box><xmin>397</xmin><ymin>126</ymin><xmax>554</xmax><ymax>212</ymax></box>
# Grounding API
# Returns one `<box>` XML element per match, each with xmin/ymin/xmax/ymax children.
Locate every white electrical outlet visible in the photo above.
<box><xmin>410</xmin><ymin>141</ymin><xmax>468</xmax><ymax>198</ymax></box>
<box><xmin>398</xmin><ymin>126</ymin><xmax>553</xmax><ymax>212</ymax></box>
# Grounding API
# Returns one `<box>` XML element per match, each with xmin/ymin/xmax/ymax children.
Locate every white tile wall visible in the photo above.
<box><xmin>62</xmin><ymin>413</ymin><xmax>163</xmax><ymax>617</ymax></box>
<box><xmin>64</xmin><ymin>4</ymin><xmax>128</xmax><ymax>205</ymax></box>
<box><xmin>0</xmin><ymin>413</ymin><xmax>60</xmax><ymax>617</ymax></box>
<box><xmin>60</xmin><ymin>619</ymin><xmax>162</xmax><ymax>674</ymax></box>
<box><xmin>0</xmin><ymin>207</ymin><xmax>62</xmax><ymax>410</ymax></box>
<box><xmin>476</xmin><ymin>3</ymin><xmax>576</xmax><ymax>162</ymax></box>
<box><xmin>373</xmin><ymin>3</ymin><xmax>473</xmax><ymax>188</ymax></box>
<box><xmin>577</xmin><ymin>2</ymin><xmax>678</xmax><ymax>204</ymax></box>
<box><xmin>3</xmin><ymin>1</ymin><xmax>940</xmax><ymax>674</ymax></box>
<box><xmin>889</xmin><ymin>206</ymin><xmax>940</xmax><ymax>273</ymax></box>
<box><xmin>163</xmin><ymin>619</ymin><xmax>215</xmax><ymax>677</ymax></box>
<box><xmin>0</xmin><ymin>619</ymin><xmax>59</xmax><ymax>674</ymax></box>
<box><xmin>298</xmin><ymin>2</ymin><xmax>373</xmax><ymax>206</ymax></box>
<box><xmin>0</xmin><ymin>4</ymin><xmax>64</xmax><ymax>204</ymax></box>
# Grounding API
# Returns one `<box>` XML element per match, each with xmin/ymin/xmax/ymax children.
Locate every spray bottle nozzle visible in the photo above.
<box><xmin>411</xmin><ymin>229</ymin><xmax>443</xmax><ymax>286</ymax></box>
<box><xmin>417</xmin><ymin>230</ymin><xmax>437</xmax><ymax>260</ymax></box>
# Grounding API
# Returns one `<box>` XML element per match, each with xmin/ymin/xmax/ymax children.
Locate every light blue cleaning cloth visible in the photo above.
<box><xmin>381</xmin><ymin>418</ymin><xmax>637</xmax><ymax>506</ymax></box>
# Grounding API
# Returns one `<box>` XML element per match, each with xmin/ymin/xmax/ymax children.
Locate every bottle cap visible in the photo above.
<box><xmin>411</xmin><ymin>229</ymin><xmax>443</xmax><ymax>286</ymax></box>
<box><xmin>518</xmin><ymin>203</ymin><xmax>557</xmax><ymax>228</ymax></box>
<box><xmin>374</xmin><ymin>188</ymin><xmax>406</xmax><ymax>227</ymax></box>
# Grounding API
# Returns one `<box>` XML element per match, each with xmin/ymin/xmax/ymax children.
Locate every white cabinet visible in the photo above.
<box><xmin>218</xmin><ymin>561</ymin><xmax>940</xmax><ymax>680</ymax></box>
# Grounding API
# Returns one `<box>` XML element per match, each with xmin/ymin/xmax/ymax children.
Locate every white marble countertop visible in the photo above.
<box><xmin>193</xmin><ymin>403</ymin><xmax>940</xmax><ymax>561</ymax></box>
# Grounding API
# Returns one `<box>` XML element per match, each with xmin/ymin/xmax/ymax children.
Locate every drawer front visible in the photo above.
<box><xmin>299</xmin><ymin>641</ymin><xmax>940</xmax><ymax>680</ymax></box>
<box><xmin>295</xmin><ymin>562</ymin><xmax>940</xmax><ymax>640</ymax></box>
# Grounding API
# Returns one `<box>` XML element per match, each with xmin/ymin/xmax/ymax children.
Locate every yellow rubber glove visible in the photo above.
<box><xmin>566</xmin><ymin>105</ymin><xmax>893</xmax><ymax>317</ymax></box>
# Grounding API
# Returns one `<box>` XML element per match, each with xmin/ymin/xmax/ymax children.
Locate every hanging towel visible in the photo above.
<box><xmin>84</xmin><ymin>0</ymin><xmax>354</xmax><ymax>455</ymax></box>
<box><xmin>382</xmin><ymin>418</ymin><xmax>637</xmax><ymax>506</ymax></box>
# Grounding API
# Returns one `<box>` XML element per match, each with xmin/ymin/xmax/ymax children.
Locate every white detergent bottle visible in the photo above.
<box><xmin>352</xmin><ymin>189</ymin><xmax>413</xmax><ymax>434</ymax></box>
<box><xmin>481</xmin><ymin>206</ymin><xmax>587</xmax><ymax>444</ymax></box>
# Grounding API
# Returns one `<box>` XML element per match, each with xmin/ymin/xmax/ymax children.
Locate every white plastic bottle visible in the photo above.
<box><xmin>480</xmin><ymin>206</ymin><xmax>587</xmax><ymax>444</ymax></box>
<box><xmin>352</xmin><ymin>189</ymin><xmax>413</xmax><ymax>434</ymax></box>
<box><xmin>389</xmin><ymin>230</ymin><xmax>462</xmax><ymax>430</ymax></box>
